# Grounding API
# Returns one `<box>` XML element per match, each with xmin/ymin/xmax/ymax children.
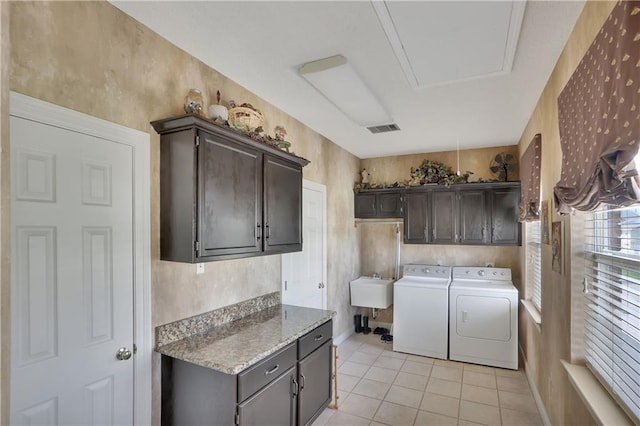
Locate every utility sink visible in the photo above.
<box><xmin>350</xmin><ymin>277</ymin><xmax>394</xmax><ymax>309</ymax></box>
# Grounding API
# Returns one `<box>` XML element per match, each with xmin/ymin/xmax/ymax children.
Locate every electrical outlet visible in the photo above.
<box><xmin>196</xmin><ymin>263</ymin><xmax>205</xmax><ymax>274</ymax></box>
<box><xmin>485</xmin><ymin>262</ymin><xmax>495</xmax><ymax>267</ymax></box>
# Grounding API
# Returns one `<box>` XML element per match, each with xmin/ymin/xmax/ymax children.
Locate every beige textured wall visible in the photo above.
<box><xmin>517</xmin><ymin>1</ymin><xmax>616</xmax><ymax>425</ymax></box>
<box><xmin>6</xmin><ymin>1</ymin><xmax>360</xmax><ymax>423</ymax></box>
<box><xmin>360</xmin><ymin>145</ymin><xmax>520</xmax><ymax>186</ymax></box>
<box><xmin>0</xmin><ymin>2</ymin><xmax>9</xmax><ymax>424</ymax></box>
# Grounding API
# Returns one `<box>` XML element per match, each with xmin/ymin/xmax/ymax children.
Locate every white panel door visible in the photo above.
<box><xmin>10</xmin><ymin>115</ymin><xmax>134</xmax><ymax>425</ymax></box>
<box><xmin>282</xmin><ymin>181</ymin><xmax>326</xmax><ymax>309</ymax></box>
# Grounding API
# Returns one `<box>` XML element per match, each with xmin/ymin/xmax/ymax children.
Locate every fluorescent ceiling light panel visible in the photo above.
<box><xmin>299</xmin><ymin>55</ymin><xmax>392</xmax><ymax>127</ymax></box>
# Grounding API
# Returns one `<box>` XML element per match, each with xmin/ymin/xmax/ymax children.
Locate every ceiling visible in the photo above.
<box><xmin>111</xmin><ymin>1</ymin><xmax>585</xmax><ymax>159</ymax></box>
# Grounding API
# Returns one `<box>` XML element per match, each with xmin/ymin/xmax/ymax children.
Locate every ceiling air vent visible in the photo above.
<box><xmin>367</xmin><ymin>123</ymin><xmax>401</xmax><ymax>134</ymax></box>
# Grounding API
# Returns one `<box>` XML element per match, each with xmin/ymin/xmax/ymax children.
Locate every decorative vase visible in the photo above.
<box><xmin>208</xmin><ymin>104</ymin><xmax>228</xmax><ymax>121</ymax></box>
<box><xmin>184</xmin><ymin>89</ymin><xmax>204</xmax><ymax>115</ymax></box>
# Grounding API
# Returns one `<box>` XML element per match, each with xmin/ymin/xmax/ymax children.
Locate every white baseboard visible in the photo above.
<box><xmin>333</xmin><ymin>329</ymin><xmax>354</xmax><ymax>346</ymax></box>
<box><xmin>521</xmin><ymin>346</ymin><xmax>551</xmax><ymax>426</ymax></box>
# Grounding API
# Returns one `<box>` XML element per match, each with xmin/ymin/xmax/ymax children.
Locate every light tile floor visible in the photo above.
<box><xmin>313</xmin><ymin>333</ymin><xmax>543</xmax><ymax>426</ymax></box>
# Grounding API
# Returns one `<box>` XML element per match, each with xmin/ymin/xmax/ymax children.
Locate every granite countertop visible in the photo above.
<box><xmin>157</xmin><ymin>304</ymin><xmax>335</xmax><ymax>374</ymax></box>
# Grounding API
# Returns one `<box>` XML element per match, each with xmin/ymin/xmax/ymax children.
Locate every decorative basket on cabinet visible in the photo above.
<box><xmin>228</xmin><ymin>106</ymin><xmax>264</xmax><ymax>132</ymax></box>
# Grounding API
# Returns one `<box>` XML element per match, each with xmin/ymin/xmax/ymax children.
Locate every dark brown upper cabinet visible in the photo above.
<box><xmin>458</xmin><ymin>189</ymin><xmax>488</xmax><ymax>244</ymax></box>
<box><xmin>354</xmin><ymin>189</ymin><xmax>403</xmax><ymax>218</ymax></box>
<box><xmin>489</xmin><ymin>187</ymin><xmax>521</xmax><ymax>245</ymax></box>
<box><xmin>430</xmin><ymin>185</ymin><xmax>516</xmax><ymax>246</ymax></box>
<box><xmin>152</xmin><ymin>114</ymin><xmax>309</xmax><ymax>262</ymax></box>
<box><xmin>431</xmin><ymin>191</ymin><xmax>457</xmax><ymax>244</ymax></box>
<box><xmin>364</xmin><ymin>182</ymin><xmax>521</xmax><ymax>246</ymax></box>
<box><xmin>403</xmin><ymin>192</ymin><xmax>429</xmax><ymax>244</ymax></box>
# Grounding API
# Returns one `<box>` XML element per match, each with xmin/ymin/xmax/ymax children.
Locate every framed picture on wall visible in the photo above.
<box><xmin>541</xmin><ymin>200</ymin><xmax>550</xmax><ymax>244</ymax></box>
<box><xmin>552</xmin><ymin>221</ymin><xmax>562</xmax><ymax>274</ymax></box>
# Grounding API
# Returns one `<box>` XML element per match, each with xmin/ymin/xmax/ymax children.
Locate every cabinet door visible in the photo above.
<box><xmin>404</xmin><ymin>192</ymin><xmax>429</xmax><ymax>244</ymax></box>
<box><xmin>198</xmin><ymin>131</ymin><xmax>262</xmax><ymax>258</ymax></box>
<box><xmin>298</xmin><ymin>340</ymin><xmax>332</xmax><ymax>426</ymax></box>
<box><xmin>490</xmin><ymin>188</ymin><xmax>521</xmax><ymax>245</ymax></box>
<box><xmin>264</xmin><ymin>155</ymin><xmax>303</xmax><ymax>253</ymax></box>
<box><xmin>378</xmin><ymin>192</ymin><xmax>403</xmax><ymax>218</ymax></box>
<box><xmin>459</xmin><ymin>190</ymin><xmax>487</xmax><ymax>244</ymax></box>
<box><xmin>237</xmin><ymin>365</ymin><xmax>297</xmax><ymax>426</ymax></box>
<box><xmin>354</xmin><ymin>193</ymin><xmax>377</xmax><ymax>218</ymax></box>
<box><xmin>431</xmin><ymin>191</ymin><xmax>457</xmax><ymax>244</ymax></box>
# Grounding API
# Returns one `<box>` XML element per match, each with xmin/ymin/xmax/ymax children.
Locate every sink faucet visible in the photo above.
<box><xmin>372</xmin><ymin>273</ymin><xmax>380</xmax><ymax>279</ymax></box>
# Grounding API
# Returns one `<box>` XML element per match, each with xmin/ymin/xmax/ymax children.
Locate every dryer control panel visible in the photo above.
<box><xmin>452</xmin><ymin>267</ymin><xmax>512</xmax><ymax>281</ymax></box>
<box><xmin>403</xmin><ymin>264</ymin><xmax>452</xmax><ymax>279</ymax></box>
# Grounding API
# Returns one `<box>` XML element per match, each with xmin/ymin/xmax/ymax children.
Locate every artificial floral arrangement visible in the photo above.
<box><xmin>408</xmin><ymin>159</ymin><xmax>472</xmax><ymax>186</ymax></box>
<box><xmin>354</xmin><ymin>159</ymin><xmax>473</xmax><ymax>192</ymax></box>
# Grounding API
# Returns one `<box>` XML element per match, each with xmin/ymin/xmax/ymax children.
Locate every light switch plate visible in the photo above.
<box><xmin>196</xmin><ymin>263</ymin><xmax>205</xmax><ymax>274</ymax></box>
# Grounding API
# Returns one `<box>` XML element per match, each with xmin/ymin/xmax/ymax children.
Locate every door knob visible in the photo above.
<box><xmin>116</xmin><ymin>347</ymin><xmax>132</xmax><ymax>361</ymax></box>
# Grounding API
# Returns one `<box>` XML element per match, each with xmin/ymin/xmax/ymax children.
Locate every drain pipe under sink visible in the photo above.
<box><xmin>371</xmin><ymin>224</ymin><xmax>400</xmax><ymax>321</ymax></box>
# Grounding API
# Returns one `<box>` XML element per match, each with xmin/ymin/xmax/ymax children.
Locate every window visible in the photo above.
<box><xmin>583</xmin><ymin>203</ymin><xmax>640</xmax><ymax>423</ymax></box>
<box><xmin>526</xmin><ymin>220</ymin><xmax>542</xmax><ymax>312</ymax></box>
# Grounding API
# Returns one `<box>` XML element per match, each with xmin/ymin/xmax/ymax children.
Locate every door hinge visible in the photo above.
<box><xmin>234</xmin><ymin>411</ymin><xmax>240</xmax><ymax>425</ymax></box>
<box><xmin>133</xmin><ymin>343</ymin><xmax>137</xmax><ymax>355</ymax></box>
<box><xmin>194</xmin><ymin>240</ymin><xmax>200</xmax><ymax>253</ymax></box>
<box><xmin>284</xmin><ymin>280</ymin><xmax>288</xmax><ymax>291</ymax></box>
<box><xmin>196</xmin><ymin>135</ymin><xmax>200</xmax><ymax>146</ymax></box>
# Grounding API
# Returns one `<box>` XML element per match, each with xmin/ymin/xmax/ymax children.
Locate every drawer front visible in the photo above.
<box><xmin>238</xmin><ymin>342</ymin><xmax>297</xmax><ymax>402</ymax></box>
<box><xmin>298</xmin><ymin>320</ymin><xmax>333</xmax><ymax>359</ymax></box>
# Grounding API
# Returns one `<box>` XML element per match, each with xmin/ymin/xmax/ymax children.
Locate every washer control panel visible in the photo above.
<box><xmin>403</xmin><ymin>264</ymin><xmax>452</xmax><ymax>278</ymax></box>
<box><xmin>452</xmin><ymin>266</ymin><xmax>512</xmax><ymax>281</ymax></box>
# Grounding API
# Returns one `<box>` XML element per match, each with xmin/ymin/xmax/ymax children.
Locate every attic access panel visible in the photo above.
<box><xmin>374</xmin><ymin>1</ymin><xmax>526</xmax><ymax>88</ymax></box>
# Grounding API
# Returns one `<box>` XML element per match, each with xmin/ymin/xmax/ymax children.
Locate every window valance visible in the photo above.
<box><xmin>554</xmin><ymin>1</ymin><xmax>640</xmax><ymax>214</ymax></box>
<box><xmin>519</xmin><ymin>134</ymin><xmax>541</xmax><ymax>221</ymax></box>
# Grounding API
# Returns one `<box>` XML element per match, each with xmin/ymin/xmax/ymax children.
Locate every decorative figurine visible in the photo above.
<box><xmin>274</xmin><ymin>125</ymin><xmax>287</xmax><ymax>141</ymax></box>
<box><xmin>208</xmin><ymin>90</ymin><xmax>228</xmax><ymax>122</ymax></box>
<box><xmin>361</xmin><ymin>168</ymin><xmax>371</xmax><ymax>184</ymax></box>
<box><xmin>272</xmin><ymin>126</ymin><xmax>291</xmax><ymax>152</ymax></box>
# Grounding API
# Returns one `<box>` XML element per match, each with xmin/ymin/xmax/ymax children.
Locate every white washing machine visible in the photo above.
<box><xmin>393</xmin><ymin>264</ymin><xmax>452</xmax><ymax>359</ymax></box>
<box><xmin>449</xmin><ymin>267</ymin><xmax>518</xmax><ymax>370</ymax></box>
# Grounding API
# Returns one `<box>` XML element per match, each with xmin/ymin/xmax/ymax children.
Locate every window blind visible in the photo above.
<box><xmin>526</xmin><ymin>220</ymin><xmax>542</xmax><ymax>312</ymax></box>
<box><xmin>583</xmin><ymin>204</ymin><xmax>640</xmax><ymax>424</ymax></box>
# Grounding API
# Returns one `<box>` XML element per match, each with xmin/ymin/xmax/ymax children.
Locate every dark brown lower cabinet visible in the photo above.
<box><xmin>298</xmin><ymin>340</ymin><xmax>332</xmax><ymax>425</ymax></box>
<box><xmin>162</xmin><ymin>320</ymin><xmax>333</xmax><ymax>426</ymax></box>
<box><xmin>238</xmin><ymin>365</ymin><xmax>298</xmax><ymax>426</ymax></box>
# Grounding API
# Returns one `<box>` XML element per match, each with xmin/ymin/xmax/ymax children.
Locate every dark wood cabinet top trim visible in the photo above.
<box><xmin>151</xmin><ymin>114</ymin><xmax>310</xmax><ymax>167</ymax></box>
<box><xmin>355</xmin><ymin>181</ymin><xmax>521</xmax><ymax>195</ymax></box>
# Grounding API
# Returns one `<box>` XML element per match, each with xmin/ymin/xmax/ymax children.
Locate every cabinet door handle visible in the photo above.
<box><xmin>256</xmin><ymin>223</ymin><xmax>262</xmax><ymax>241</ymax></box>
<box><xmin>292</xmin><ymin>377</ymin><xmax>299</xmax><ymax>397</ymax></box>
<box><xmin>300</xmin><ymin>373</ymin><xmax>305</xmax><ymax>390</ymax></box>
<box><xmin>264</xmin><ymin>364</ymin><xmax>279</xmax><ymax>375</ymax></box>
<box><xmin>313</xmin><ymin>334</ymin><xmax>323</xmax><ymax>342</ymax></box>
<box><xmin>265</xmin><ymin>223</ymin><xmax>270</xmax><ymax>240</ymax></box>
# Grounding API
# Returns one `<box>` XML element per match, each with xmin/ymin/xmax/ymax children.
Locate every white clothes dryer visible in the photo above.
<box><xmin>449</xmin><ymin>267</ymin><xmax>518</xmax><ymax>370</ymax></box>
<box><xmin>393</xmin><ymin>264</ymin><xmax>452</xmax><ymax>359</ymax></box>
